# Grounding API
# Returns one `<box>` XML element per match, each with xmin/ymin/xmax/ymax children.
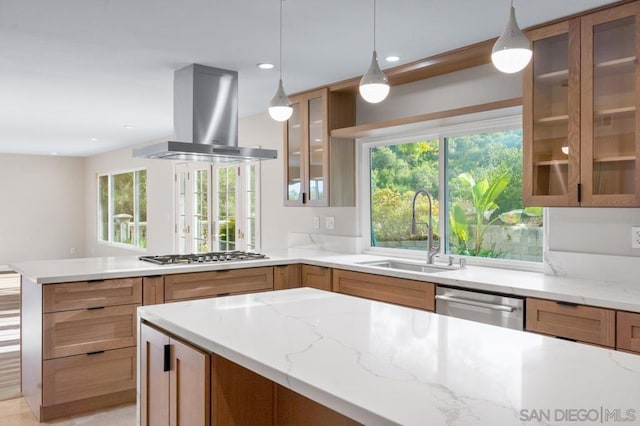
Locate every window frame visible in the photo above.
<box><xmin>359</xmin><ymin>110</ymin><xmax>545</xmax><ymax>272</ymax></box>
<box><xmin>96</xmin><ymin>167</ymin><xmax>147</xmax><ymax>251</ymax></box>
<box><xmin>174</xmin><ymin>161</ymin><xmax>262</xmax><ymax>253</ymax></box>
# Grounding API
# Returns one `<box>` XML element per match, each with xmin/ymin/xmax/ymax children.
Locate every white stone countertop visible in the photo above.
<box><xmin>138</xmin><ymin>288</ymin><xmax>640</xmax><ymax>426</ymax></box>
<box><xmin>9</xmin><ymin>249</ymin><xmax>640</xmax><ymax>313</ymax></box>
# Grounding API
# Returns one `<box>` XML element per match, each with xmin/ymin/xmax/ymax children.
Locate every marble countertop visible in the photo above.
<box><xmin>138</xmin><ymin>288</ymin><xmax>640</xmax><ymax>426</ymax></box>
<box><xmin>10</xmin><ymin>249</ymin><xmax>640</xmax><ymax>313</ymax></box>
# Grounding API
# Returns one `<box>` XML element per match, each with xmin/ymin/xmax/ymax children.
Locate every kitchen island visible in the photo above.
<box><xmin>138</xmin><ymin>288</ymin><xmax>640</xmax><ymax>426</ymax></box>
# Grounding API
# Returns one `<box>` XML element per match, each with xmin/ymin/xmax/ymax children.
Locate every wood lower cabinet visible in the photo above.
<box><xmin>141</xmin><ymin>323</ymin><xmax>359</xmax><ymax>426</ymax></box>
<box><xmin>140</xmin><ymin>324</ymin><xmax>210</xmax><ymax>426</ymax></box>
<box><xmin>164</xmin><ymin>267</ymin><xmax>274</xmax><ymax>302</ymax></box>
<box><xmin>617</xmin><ymin>311</ymin><xmax>640</xmax><ymax>353</ymax></box>
<box><xmin>43</xmin><ymin>304</ymin><xmax>138</xmax><ymax>359</ymax></box>
<box><xmin>332</xmin><ymin>269</ymin><xmax>435</xmax><ymax>312</ymax></box>
<box><xmin>301</xmin><ymin>264</ymin><xmax>332</xmax><ymax>291</ymax></box>
<box><xmin>43</xmin><ymin>277</ymin><xmax>142</xmax><ymax>312</ymax></box>
<box><xmin>274</xmin><ymin>264</ymin><xmax>302</xmax><ymax>290</ymax></box>
<box><xmin>525</xmin><ymin>298</ymin><xmax>616</xmax><ymax>347</ymax></box>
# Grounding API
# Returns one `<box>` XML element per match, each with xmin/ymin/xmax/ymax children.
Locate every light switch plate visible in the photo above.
<box><xmin>326</xmin><ymin>216</ymin><xmax>335</xmax><ymax>230</ymax></box>
<box><xmin>313</xmin><ymin>217</ymin><xmax>320</xmax><ymax>229</ymax></box>
<box><xmin>632</xmin><ymin>227</ymin><xmax>640</xmax><ymax>248</ymax></box>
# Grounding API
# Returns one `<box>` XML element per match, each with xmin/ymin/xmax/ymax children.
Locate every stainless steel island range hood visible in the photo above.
<box><xmin>133</xmin><ymin>64</ymin><xmax>277</xmax><ymax>162</ymax></box>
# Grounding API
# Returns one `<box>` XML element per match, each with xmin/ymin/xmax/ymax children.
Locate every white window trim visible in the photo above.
<box><xmin>359</xmin><ymin>108</ymin><xmax>544</xmax><ymax>272</ymax></box>
<box><xmin>96</xmin><ymin>167</ymin><xmax>147</xmax><ymax>251</ymax></box>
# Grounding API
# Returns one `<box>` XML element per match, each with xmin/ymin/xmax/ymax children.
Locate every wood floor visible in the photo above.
<box><xmin>0</xmin><ymin>398</ymin><xmax>135</xmax><ymax>425</ymax></box>
<box><xmin>0</xmin><ymin>272</ymin><xmax>20</xmax><ymax>401</ymax></box>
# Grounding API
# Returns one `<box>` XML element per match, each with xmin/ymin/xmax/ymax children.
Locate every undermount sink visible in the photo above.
<box><xmin>356</xmin><ymin>259</ymin><xmax>458</xmax><ymax>274</ymax></box>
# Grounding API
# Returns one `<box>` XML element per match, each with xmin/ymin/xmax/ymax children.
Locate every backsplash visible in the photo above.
<box><xmin>288</xmin><ymin>233</ymin><xmax>363</xmax><ymax>254</ymax></box>
<box><xmin>545</xmin><ymin>250</ymin><xmax>640</xmax><ymax>284</ymax></box>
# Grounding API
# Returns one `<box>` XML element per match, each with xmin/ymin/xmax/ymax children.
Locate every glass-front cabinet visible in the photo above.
<box><xmin>284</xmin><ymin>88</ymin><xmax>331</xmax><ymax>207</ymax></box>
<box><xmin>524</xmin><ymin>2</ymin><xmax>640</xmax><ymax>207</ymax></box>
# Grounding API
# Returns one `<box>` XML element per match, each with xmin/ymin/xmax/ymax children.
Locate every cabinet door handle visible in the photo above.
<box><xmin>87</xmin><ymin>350</ymin><xmax>105</xmax><ymax>356</ymax></box>
<box><xmin>163</xmin><ymin>344</ymin><xmax>171</xmax><ymax>372</ymax></box>
<box><xmin>556</xmin><ymin>301</ymin><xmax>578</xmax><ymax>307</ymax></box>
<box><xmin>577</xmin><ymin>183</ymin><xmax>581</xmax><ymax>203</ymax></box>
<box><xmin>87</xmin><ymin>306</ymin><xmax>105</xmax><ymax>311</ymax></box>
<box><xmin>302</xmin><ymin>192</ymin><xmax>306</xmax><ymax>204</ymax></box>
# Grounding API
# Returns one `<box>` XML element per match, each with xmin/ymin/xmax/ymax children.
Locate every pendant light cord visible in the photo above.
<box><xmin>373</xmin><ymin>0</ymin><xmax>377</xmax><ymax>51</ymax></box>
<box><xmin>279</xmin><ymin>0</ymin><xmax>283</xmax><ymax>80</ymax></box>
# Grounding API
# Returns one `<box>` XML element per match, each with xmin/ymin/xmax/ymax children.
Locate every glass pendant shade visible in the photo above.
<box><xmin>491</xmin><ymin>6</ymin><xmax>532</xmax><ymax>74</ymax></box>
<box><xmin>359</xmin><ymin>50</ymin><xmax>390</xmax><ymax>103</ymax></box>
<box><xmin>268</xmin><ymin>79</ymin><xmax>293</xmax><ymax>122</ymax></box>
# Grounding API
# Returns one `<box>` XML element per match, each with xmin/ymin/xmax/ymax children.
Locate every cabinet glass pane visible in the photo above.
<box><xmin>287</xmin><ymin>103</ymin><xmax>302</xmax><ymax>202</ymax></box>
<box><xmin>592</xmin><ymin>16</ymin><xmax>636</xmax><ymax>195</ymax></box>
<box><xmin>308</xmin><ymin>97</ymin><xmax>325</xmax><ymax>202</ymax></box>
<box><xmin>531</xmin><ymin>33</ymin><xmax>570</xmax><ymax>196</ymax></box>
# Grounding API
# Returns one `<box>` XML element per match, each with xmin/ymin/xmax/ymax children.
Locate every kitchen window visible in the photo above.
<box><xmin>362</xmin><ymin>114</ymin><xmax>543</xmax><ymax>267</ymax></box>
<box><xmin>98</xmin><ymin>169</ymin><xmax>147</xmax><ymax>249</ymax></box>
<box><xmin>175</xmin><ymin>162</ymin><xmax>260</xmax><ymax>253</ymax></box>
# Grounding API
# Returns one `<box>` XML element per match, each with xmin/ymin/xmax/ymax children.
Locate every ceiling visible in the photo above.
<box><xmin>0</xmin><ymin>0</ymin><xmax>619</xmax><ymax>157</ymax></box>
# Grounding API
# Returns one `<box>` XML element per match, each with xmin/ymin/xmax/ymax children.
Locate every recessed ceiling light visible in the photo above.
<box><xmin>123</xmin><ymin>125</ymin><xmax>134</xmax><ymax>129</ymax></box>
<box><xmin>257</xmin><ymin>63</ymin><xmax>275</xmax><ymax>70</ymax></box>
<box><xmin>50</xmin><ymin>152</ymin><xmax>58</xmax><ymax>156</ymax></box>
<box><xmin>385</xmin><ymin>55</ymin><xmax>400</xmax><ymax>62</ymax></box>
<box><xmin>90</xmin><ymin>137</ymin><xmax>98</xmax><ymax>142</ymax></box>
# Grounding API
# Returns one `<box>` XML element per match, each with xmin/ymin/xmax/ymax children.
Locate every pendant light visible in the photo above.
<box><xmin>359</xmin><ymin>0</ymin><xmax>389</xmax><ymax>103</ymax></box>
<box><xmin>268</xmin><ymin>0</ymin><xmax>293</xmax><ymax>122</ymax></box>
<box><xmin>491</xmin><ymin>0</ymin><xmax>532</xmax><ymax>74</ymax></box>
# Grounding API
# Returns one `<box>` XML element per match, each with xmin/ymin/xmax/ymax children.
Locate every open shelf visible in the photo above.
<box><xmin>595</xmin><ymin>56</ymin><xmax>636</xmax><ymax>76</ymax></box>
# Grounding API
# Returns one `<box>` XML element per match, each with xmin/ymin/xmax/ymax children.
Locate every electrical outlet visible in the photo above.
<box><xmin>325</xmin><ymin>216</ymin><xmax>335</xmax><ymax>230</ymax></box>
<box><xmin>632</xmin><ymin>227</ymin><xmax>640</xmax><ymax>248</ymax></box>
<box><xmin>313</xmin><ymin>217</ymin><xmax>320</xmax><ymax>229</ymax></box>
<box><xmin>70</xmin><ymin>247</ymin><xmax>76</xmax><ymax>254</ymax></box>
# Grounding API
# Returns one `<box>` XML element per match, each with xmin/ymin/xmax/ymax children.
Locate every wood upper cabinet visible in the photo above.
<box><xmin>333</xmin><ymin>269</ymin><xmax>435</xmax><ymax>312</ymax></box>
<box><xmin>301</xmin><ymin>264</ymin><xmax>332</xmax><ymax>291</ymax></box>
<box><xmin>524</xmin><ymin>2</ymin><xmax>640</xmax><ymax>207</ymax></box>
<box><xmin>284</xmin><ymin>88</ymin><xmax>355</xmax><ymax>207</ymax></box>
<box><xmin>525</xmin><ymin>298</ymin><xmax>616</xmax><ymax>347</ymax></box>
<box><xmin>140</xmin><ymin>323</ymin><xmax>210</xmax><ymax>426</ymax></box>
<box><xmin>164</xmin><ymin>267</ymin><xmax>274</xmax><ymax>302</ymax></box>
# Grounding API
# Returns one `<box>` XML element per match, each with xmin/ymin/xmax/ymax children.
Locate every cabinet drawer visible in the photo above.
<box><xmin>164</xmin><ymin>267</ymin><xmax>274</xmax><ymax>302</ymax></box>
<box><xmin>43</xmin><ymin>305</ymin><xmax>138</xmax><ymax>359</ymax></box>
<box><xmin>301</xmin><ymin>265</ymin><xmax>332</xmax><ymax>291</ymax></box>
<box><xmin>333</xmin><ymin>269</ymin><xmax>435</xmax><ymax>312</ymax></box>
<box><xmin>617</xmin><ymin>311</ymin><xmax>640</xmax><ymax>353</ymax></box>
<box><xmin>43</xmin><ymin>278</ymin><xmax>142</xmax><ymax>313</ymax></box>
<box><xmin>274</xmin><ymin>264</ymin><xmax>302</xmax><ymax>290</ymax></box>
<box><xmin>43</xmin><ymin>347</ymin><xmax>136</xmax><ymax>406</ymax></box>
<box><xmin>525</xmin><ymin>298</ymin><xmax>615</xmax><ymax>347</ymax></box>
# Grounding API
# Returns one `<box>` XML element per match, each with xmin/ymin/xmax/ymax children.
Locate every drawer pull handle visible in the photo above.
<box><xmin>87</xmin><ymin>350</ymin><xmax>105</xmax><ymax>356</ymax></box>
<box><xmin>163</xmin><ymin>344</ymin><xmax>171</xmax><ymax>372</ymax></box>
<box><xmin>87</xmin><ymin>279</ymin><xmax>105</xmax><ymax>284</ymax></box>
<box><xmin>87</xmin><ymin>306</ymin><xmax>105</xmax><ymax>311</ymax></box>
<box><xmin>556</xmin><ymin>336</ymin><xmax>577</xmax><ymax>342</ymax></box>
<box><xmin>556</xmin><ymin>301</ymin><xmax>579</xmax><ymax>307</ymax></box>
<box><xmin>218</xmin><ymin>293</ymin><xmax>231</xmax><ymax>297</ymax></box>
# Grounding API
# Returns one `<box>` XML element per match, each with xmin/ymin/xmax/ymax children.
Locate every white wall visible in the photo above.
<box><xmin>0</xmin><ymin>154</ymin><xmax>85</xmax><ymax>265</ymax></box>
<box><xmin>547</xmin><ymin>208</ymin><xmax>640</xmax><ymax>257</ymax></box>
<box><xmin>84</xmin><ymin>139</ymin><xmax>174</xmax><ymax>257</ymax></box>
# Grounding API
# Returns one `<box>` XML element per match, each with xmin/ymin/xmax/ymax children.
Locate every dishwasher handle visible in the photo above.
<box><xmin>435</xmin><ymin>294</ymin><xmax>516</xmax><ymax>313</ymax></box>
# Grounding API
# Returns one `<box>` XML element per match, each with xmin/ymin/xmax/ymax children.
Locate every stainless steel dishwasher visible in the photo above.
<box><xmin>435</xmin><ymin>286</ymin><xmax>525</xmax><ymax>330</ymax></box>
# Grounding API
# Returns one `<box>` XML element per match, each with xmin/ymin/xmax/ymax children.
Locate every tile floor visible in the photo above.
<box><xmin>0</xmin><ymin>398</ymin><xmax>135</xmax><ymax>425</ymax></box>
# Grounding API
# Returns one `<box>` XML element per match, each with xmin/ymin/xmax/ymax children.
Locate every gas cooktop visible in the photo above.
<box><xmin>139</xmin><ymin>251</ymin><xmax>268</xmax><ymax>265</ymax></box>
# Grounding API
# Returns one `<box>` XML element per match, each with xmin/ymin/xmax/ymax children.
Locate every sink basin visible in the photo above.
<box><xmin>356</xmin><ymin>259</ymin><xmax>457</xmax><ymax>274</ymax></box>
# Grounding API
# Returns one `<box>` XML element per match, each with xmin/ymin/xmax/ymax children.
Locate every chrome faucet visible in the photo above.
<box><xmin>410</xmin><ymin>189</ymin><xmax>439</xmax><ymax>264</ymax></box>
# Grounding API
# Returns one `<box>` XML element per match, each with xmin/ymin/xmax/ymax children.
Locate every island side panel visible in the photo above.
<box><xmin>21</xmin><ymin>276</ymin><xmax>42</xmax><ymax>420</ymax></box>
